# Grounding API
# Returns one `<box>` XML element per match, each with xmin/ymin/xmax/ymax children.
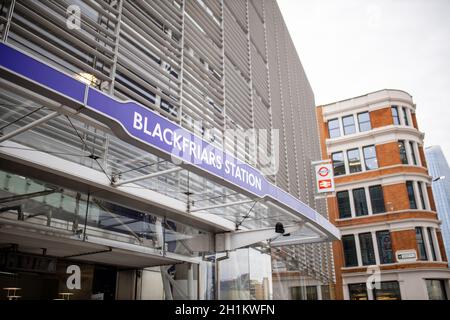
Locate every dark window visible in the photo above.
<box><xmin>328</xmin><ymin>118</ymin><xmax>341</xmax><ymax>138</ymax></box>
<box><xmin>398</xmin><ymin>140</ymin><xmax>408</xmax><ymax>164</ymax></box>
<box><xmin>373</xmin><ymin>281</ymin><xmax>401</xmax><ymax>300</ymax></box>
<box><xmin>348</xmin><ymin>283</ymin><xmax>368</xmax><ymax>300</ymax></box>
<box><xmin>363</xmin><ymin>145</ymin><xmax>378</xmax><ymax>170</ymax></box>
<box><xmin>369</xmin><ymin>185</ymin><xmax>386</xmax><ymax>214</ymax></box>
<box><xmin>332</xmin><ymin>152</ymin><xmax>346</xmax><ymax>176</ymax></box>
<box><xmin>376</xmin><ymin>230</ymin><xmax>394</xmax><ymax>264</ymax></box>
<box><xmin>409</xmin><ymin>141</ymin><xmax>417</xmax><ymax>165</ymax></box>
<box><xmin>402</xmin><ymin>107</ymin><xmax>409</xmax><ymax>126</ymax></box>
<box><xmin>418</xmin><ymin>182</ymin><xmax>427</xmax><ymax>210</ymax></box>
<box><xmin>342</xmin><ymin>115</ymin><xmax>356</xmax><ymax>135</ymax></box>
<box><xmin>359</xmin><ymin>232</ymin><xmax>376</xmax><ymax>265</ymax></box>
<box><xmin>416</xmin><ymin>227</ymin><xmax>428</xmax><ymax>260</ymax></box>
<box><xmin>353</xmin><ymin>188</ymin><xmax>368</xmax><ymax>216</ymax></box>
<box><xmin>291</xmin><ymin>286</ymin><xmax>318</xmax><ymax>300</ymax></box>
<box><xmin>342</xmin><ymin>235</ymin><xmax>358</xmax><ymax>267</ymax></box>
<box><xmin>357</xmin><ymin>112</ymin><xmax>371</xmax><ymax>132</ymax></box>
<box><xmin>406</xmin><ymin>181</ymin><xmax>417</xmax><ymax>209</ymax></box>
<box><xmin>426</xmin><ymin>280</ymin><xmax>448</xmax><ymax>300</ymax></box>
<box><xmin>290</xmin><ymin>287</ymin><xmax>302</xmax><ymax>300</ymax></box>
<box><xmin>347</xmin><ymin>148</ymin><xmax>362</xmax><ymax>173</ymax></box>
<box><xmin>306</xmin><ymin>286</ymin><xmax>318</xmax><ymax>300</ymax></box>
<box><xmin>337</xmin><ymin>191</ymin><xmax>352</xmax><ymax>218</ymax></box>
<box><xmin>427</xmin><ymin>228</ymin><xmax>437</xmax><ymax>261</ymax></box>
<box><xmin>391</xmin><ymin>106</ymin><xmax>400</xmax><ymax>125</ymax></box>
<box><xmin>321</xmin><ymin>285</ymin><xmax>331</xmax><ymax>300</ymax></box>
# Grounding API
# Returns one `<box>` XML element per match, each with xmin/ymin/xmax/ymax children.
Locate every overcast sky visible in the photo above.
<box><xmin>278</xmin><ymin>0</ymin><xmax>450</xmax><ymax>163</ymax></box>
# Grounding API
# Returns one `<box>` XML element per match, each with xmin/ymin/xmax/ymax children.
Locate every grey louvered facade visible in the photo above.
<box><xmin>0</xmin><ymin>0</ymin><xmax>335</xmax><ymax>298</ymax></box>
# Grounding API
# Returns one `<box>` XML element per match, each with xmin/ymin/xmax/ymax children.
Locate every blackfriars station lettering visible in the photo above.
<box><xmin>132</xmin><ymin>111</ymin><xmax>262</xmax><ymax>192</ymax></box>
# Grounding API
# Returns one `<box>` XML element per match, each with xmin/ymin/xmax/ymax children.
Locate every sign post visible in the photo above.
<box><xmin>314</xmin><ymin>163</ymin><xmax>335</xmax><ymax>194</ymax></box>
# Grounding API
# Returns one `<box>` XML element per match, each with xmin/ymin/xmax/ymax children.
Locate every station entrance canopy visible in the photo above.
<box><xmin>0</xmin><ymin>42</ymin><xmax>339</xmax><ymax>255</ymax></box>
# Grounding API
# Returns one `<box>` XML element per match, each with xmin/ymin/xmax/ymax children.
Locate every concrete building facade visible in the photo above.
<box><xmin>317</xmin><ymin>89</ymin><xmax>450</xmax><ymax>300</ymax></box>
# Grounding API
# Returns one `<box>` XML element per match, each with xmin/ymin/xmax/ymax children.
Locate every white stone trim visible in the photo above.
<box><xmin>321</xmin><ymin>89</ymin><xmax>415</xmax><ymax>120</ymax></box>
<box><xmin>349</xmin><ymin>189</ymin><xmax>356</xmax><ymax>219</ymax></box>
<box><xmin>422</xmin><ymin>226</ymin><xmax>434</xmax><ymax>261</ymax></box>
<box><xmin>372</xmin><ymin>230</ymin><xmax>381</xmax><ymax>265</ymax></box>
<box><xmin>339</xmin><ymin>218</ymin><xmax>441</xmax><ymax>234</ymax></box>
<box><xmin>334</xmin><ymin>170</ymin><xmax>431</xmax><ymax>190</ymax></box>
<box><xmin>412</xmin><ymin>181</ymin><xmax>422</xmax><ymax>210</ymax></box>
<box><xmin>325</xmin><ymin>126</ymin><xmax>424</xmax><ymax>154</ymax></box>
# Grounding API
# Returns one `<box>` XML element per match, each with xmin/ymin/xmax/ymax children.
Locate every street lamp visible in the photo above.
<box><xmin>432</xmin><ymin>176</ymin><xmax>446</xmax><ymax>182</ymax></box>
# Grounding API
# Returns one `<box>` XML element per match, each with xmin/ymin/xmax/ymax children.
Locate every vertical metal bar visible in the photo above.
<box><xmin>187</xmin><ymin>263</ymin><xmax>194</xmax><ymax>300</ymax></box>
<box><xmin>82</xmin><ymin>192</ymin><xmax>90</xmax><ymax>241</ymax></box>
<box><xmin>245</xmin><ymin>0</ymin><xmax>255</xmax><ymax>130</ymax></box>
<box><xmin>162</xmin><ymin>216</ymin><xmax>166</xmax><ymax>256</ymax></box>
<box><xmin>108</xmin><ymin>0</ymin><xmax>123</xmax><ymax>94</ymax></box>
<box><xmin>178</xmin><ymin>0</ymin><xmax>186</xmax><ymax>124</ymax></box>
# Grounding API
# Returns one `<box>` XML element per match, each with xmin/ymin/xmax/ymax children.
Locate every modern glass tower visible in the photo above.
<box><xmin>0</xmin><ymin>0</ymin><xmax>337</xmax><ymax>300</ymax></box>
<box><xmin>426</xmin><ymin>146</ymin><xmax>450</xmax><ymax>267</ymax></box>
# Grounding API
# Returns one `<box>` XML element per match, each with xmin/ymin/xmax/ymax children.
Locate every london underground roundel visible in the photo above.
<box><xmin>315</xmin><ymin>163</ymin><xmax>335</xmax><ymax>193</ymax></box>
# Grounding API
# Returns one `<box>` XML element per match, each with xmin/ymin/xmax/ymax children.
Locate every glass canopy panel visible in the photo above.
<box><xmin>0</xmin><ymin>82</ymin><xmax>328</xmax><ymax>244</ymax></box>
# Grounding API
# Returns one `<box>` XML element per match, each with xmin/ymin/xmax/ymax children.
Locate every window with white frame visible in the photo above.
<box><xmin>359</xmin><ymin>232</ymin><xmax>376</xmax><ymax>265</ymax></box>
<box><xmin>357</xmin><ymin>112</ymin><xmax>372</xmax><ymax>132</ymax></box>
<box><xmin>342</xmin><ymin>231</ymin><xmax>394</xmax><ymax>268</ymax></box>
<box><xmin>402</xmin><ymin>106</ymin><xmax>410</xmax><ymax>126</ymax></box>
<box><xmin>363</xmin><ymin>145</ymin><xmax>378</xmax><ymax>170</ymax></box>
<box><xmin>343</xmin><ymin>115</ymin><xmax>356</xmax><ymax>135</ymax></box>
<box><xmin>416</xmin><ymin>227</ymin><xmax>428</xmax><ymax>260</ymax></box>
<box><xmin>427</xmin><ymin>227</ymin><xmax>438</xmax><ymax>261</ymax></box>
<box><xmin>336</xmin><ymin>184</ymin><xmax>386</xmax><ymax>218</ymax></box>
<box><xmin>328</xmin><ymin>118</ymin><xmax>341</xmax><ymax>138</ymax></box>
<box><xmin>391</xmin><ymin>106</ymin><xmax>400</xmax><ymax>125</ymax></box>
<box><xmin>353</xmin><ymin>188</ymin><xmax>369</xmax><ymax>217</ymax></box>
<box><xmin>406</xmin><ymin>181</ymin><xmax>417</xmax><ymax>209</ymax></box>
<box><xmin>398</xmin><ymin>140</ymin><xmax>408</xmax><ymax>164</ymax></box>
<box><xmin>332</xmin><ymin>151</ymin><xmax>346</xmax><ymax>176</ymax></box>
<box><xmin>327</xmin><ymin>111</ymin><xmax>373</xmax><ymax>139</ymax></box>
<box><xmin>347</xmin><ymin>148</ymin><xmax>362</xmax><ymax>173</ymax></box>
<box><xmin>409</xmin><ymin>141</ymin><xmax>418</xmax><ymax>165</ymax></box>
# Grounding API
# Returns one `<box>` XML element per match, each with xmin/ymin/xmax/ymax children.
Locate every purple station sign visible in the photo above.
<box><xmin>0</xmin><ymin>43</ymin><xmax>340</xmax><ymax>239</ymax></box>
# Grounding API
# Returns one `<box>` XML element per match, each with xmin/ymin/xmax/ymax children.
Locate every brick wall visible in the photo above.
<box><xmin>316</xmin><ymin>106</ymin><xmax>330</xmax><ymax>158</ymax></box>
<box><xmin>383</xmin><ymin>183</ymin><xmax>410</xmax><ymax>212</ymax></box>
<box><xmin>427</xmin><ymin>186</ymin><xmax>437</xmax><ymax>211</ymax></box>
<box><xmin>411</xmin><ymin>112</ymin><xmax>419</xmax><ymax>130</ymax></box>
<box><xmin>418</xmin><ymin>145</ymin><xmax>428</xmax><ymax>168</ymax></box>
<box><xmin>436</xmin><ymin>230</ymin><xmax>448</xmax><ymax>262</ymax></box>
<box><xmin>370</xmin><ymin>107</ymin><xmax>393</xmax><ymax>128</ymax></box>
<box><xmin>391</xmin><ymin>229</ymin><xmax>417</xmax><ymax>255</ymax></box>
<box><xmin>376</xmin><ymin>142</ymin><xmax>401</xmax><ymax>167</ymax></box>
<box><xmin>332</xmin><ymin>240</ymin><xmax>344</xmax><ymax>300</ymax></box>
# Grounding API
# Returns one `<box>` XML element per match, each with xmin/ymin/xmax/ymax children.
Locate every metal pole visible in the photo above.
<box><xmin>187</xmin><ymin>263</ymin><xmax>194</xmax><ymax>300</ymax></box>
<box><xmin>190</xmin><ymin>199</ymin><xmax>255</xmax><ymax>212</ymax></box>
<box><xmin>112</xmin><ymin>167</ymin><xmax>183</xmax><ymax>186</ymax></box>
<box><xmin>82</xmin><ymin>192</ymin><xmax>90</xmax><ymax>241</ymax></box>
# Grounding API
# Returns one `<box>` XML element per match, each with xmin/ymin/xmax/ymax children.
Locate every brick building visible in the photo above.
<box><xmin>317</xmin><ymin>89</ymin><xmax>450</xmax><ymax>300</ymax></box>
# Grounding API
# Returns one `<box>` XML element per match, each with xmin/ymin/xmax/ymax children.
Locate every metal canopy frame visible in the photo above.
<box><xmin>0</xmin><ymin>56</ymin><xmax>338</xmax><ymax>274</ymax></box>
<box><xmin>0</xmin><ymin>105</ymin><xmax>334</xmax><ymax>249</ymax></box>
